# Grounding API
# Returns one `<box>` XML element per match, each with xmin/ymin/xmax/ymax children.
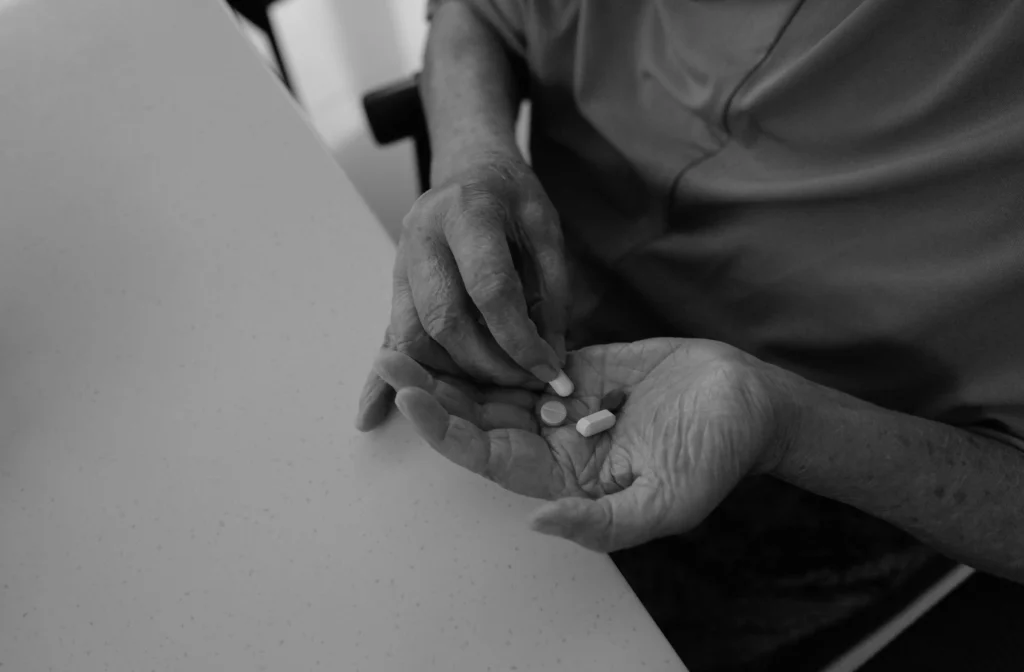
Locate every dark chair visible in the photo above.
<box><xmin>363</xmin><ymin>75</ymin><xmax>431</xmax><ymax>193</ymax></box>
<box><xmin>361</xmin><ymin>74</ymin><xmax>1024</xmax><ymax>672</ymax></box>
<box><xmin>228</xmin><ymin>0</ymin><xmax>294</xmax><ymax>95</ymax></box>
<box><xmin>856</xmin><ymin>569</ymin><xmax>1024</xmax><ymax>672</ymax></box>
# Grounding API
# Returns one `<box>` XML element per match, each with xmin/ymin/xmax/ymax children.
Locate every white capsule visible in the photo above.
<box><xmin>539</xmin><ymin>400</ymin><xmax>568</xmax><ymax>427</ymax></box>
<box><xmin>548</xmin><ymin>369</ymin><xmax>574</xmax><ymax>397</ymax></box>
<box><xmin>575</xmin><ymin>409</ymin><xmax>616</xmax><ymax>438</ymax></box>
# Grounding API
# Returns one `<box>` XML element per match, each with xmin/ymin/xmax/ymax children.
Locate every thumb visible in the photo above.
<box><xmin>528</xmin><ymin>480</ymin><xmax>665</xmax><ymax>553</ymax></box>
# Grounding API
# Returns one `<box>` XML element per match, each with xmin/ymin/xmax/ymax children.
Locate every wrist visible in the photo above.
<box><xmin>752</xmin><ymin>360</ymin><xmax>810</xmax><ymax>476</ymax></box>
<box><xmin>430</xmin><ymin>133</ymin><xmax>523</xmax><ymax>185</ymax></box>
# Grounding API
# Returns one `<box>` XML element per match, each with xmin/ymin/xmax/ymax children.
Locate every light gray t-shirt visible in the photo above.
<box><xmin>427</xmin><ymin>0</ymin><xmax>1023</xmax><ymax>666</ymax></box>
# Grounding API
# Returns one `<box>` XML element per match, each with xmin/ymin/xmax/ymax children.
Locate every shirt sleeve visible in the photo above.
<box><xmin>426</xmin><ymin>0</ymin><xmax>528</xmax><ymax>58</ymax></box>
<box><xmin>970</xmin><ymin>421</ymin><xmax>1024</xmax><ymax>452</ymax></box>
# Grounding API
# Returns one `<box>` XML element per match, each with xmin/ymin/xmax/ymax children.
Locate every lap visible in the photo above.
<box><xmin>564</xmin><ymin>254</ymin><xmax>938</xmax><ymax>669</ymax></box>
<box><xmin>611</xmin><ymin>477</ymin><xmax>935</xmax><ymax>671</ymax></box>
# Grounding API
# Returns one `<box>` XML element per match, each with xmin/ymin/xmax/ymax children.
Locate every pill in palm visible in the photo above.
<box><xmin>539</xmin><ymin>400</ymin><xmax>568</xmax><ymax>427</ymax></box>
<box><xmin>599</xmin><ymin>388</ymin><xmax>627</xmax><ymax>413</ymax></box>
<box><xmin>548</xmin><ymin>370</ymin><xmax>575</xmax><ymax>397</ymax></box>
<box><xmin>576</xmin><ymin>409</ymin><xmax>616</xmax><ymax>437</ymax></box>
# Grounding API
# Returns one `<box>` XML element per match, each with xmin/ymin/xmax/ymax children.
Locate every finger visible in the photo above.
<box><xmin>355</xmin><ymin>367</ymin><xmax>396</xmax><ymax>432</ymax></box>
<box><xmin>439</xmin><ymin>377</ymin><xmax>540</xmax><ymax>430</ymax></box>
<box><xmin>445</xmin><ymin>209</ymin><xmax>562</xmax><ymax>383</ymax></box>
<box><xmin>407</xmin><ymin>229</ymin><xmax>536</xmax><ymax>387</ymax></box>
<box><xmin>438</xmin><ymin>376</ymin><xmax>546</xmax><ymax>410</ymax></box>
<box><xmin>527</xmin><ymin>478</ymin><xmax>666</xmax><ymax>553</ymax></box>
<box><xmin>517</xmin><ymin>199</ymin><xmax>570</xmax><ymax>365</ymax></box>
<box><xmin>376</xmin><ymin>350</ymin><xmax>537</xmax><ymax>431</ymax></box>
<box><xmin>374</xmin><ymin>348</ymin><xmax>438</xmax><ymax>392</ymax></box>
<box><xmin>395</xmin><ymin>387</ymin><xmax>560</xmax><ymax>499</ymax></box>
<box><xmin>389</xmin><ymin>251</ymin><xmax>461</xmax><ymax>376</ymax></box>
<box><xmin>375</xmin><ymin>348</ymin><xmax>478</xmax><ymax>423</ymax></box>
<box><xmin>478</xmin><ymin>403</ymin><xmax>538</xmax><ymax>433</ymax></box>
<box><xmin>394</xmin><ymin>387</ymin><xmax>490</xmax><ymax>475</ymax></box>
<box><xmin>375</xmin><ymin>348</ymin><xmax>477</xmax><ymax>423</ymax></box>
<box><xmin>476</xmin><ymin>386</ymin><xmax>537</xmax><ymax>408</ymax></box>
<box><xmin>355</xmin><ymin>259</ymin><xmax>457</xmax><ymax>432</ymax></box>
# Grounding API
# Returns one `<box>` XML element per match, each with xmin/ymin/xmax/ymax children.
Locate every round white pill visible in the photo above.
<box><xmin>539</xmin><ymin>400</ymin><xmax>568</xmax><ymax>427</ymax></box>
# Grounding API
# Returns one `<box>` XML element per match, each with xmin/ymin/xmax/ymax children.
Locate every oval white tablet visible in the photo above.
<box><xmin>575</xmin><ymin>409</ymin><xmax>616</xmax><ymax>438</ymax></box>
<box><xmin>539</xmin><ymin>400</ymin><xmax>568</xmax><ymax>427</ymax></box>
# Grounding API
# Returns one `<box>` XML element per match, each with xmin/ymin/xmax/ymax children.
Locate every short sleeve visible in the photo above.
<box><xmin>968</xmin><ymin>421</ymin><xmax>1024</xmax><ymax>453</ymax></box>
<box><xmin>426</xmin><ymin>0</ymin><xmax>528</xmax><ymax>57</ymax></box>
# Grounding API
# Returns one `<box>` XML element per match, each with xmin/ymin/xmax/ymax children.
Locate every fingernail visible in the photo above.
<box><xmin>530</xmin><ymin>364</ymin><xmax>559</xmax><ymax>383</ymax></box>
<box><xmin>530</xmin><ymin>516</ymin><xmax>563</xmax><ymax>537</ymax></box>
<box><xmin>528</xmin><ymin>506</ymin><xmax>563</xmax><ymax>535</ymax></box>
<box><xmin>548</xmin><ymin>369</ymin><xmax>574</xmax><ymax>397</ymax></box>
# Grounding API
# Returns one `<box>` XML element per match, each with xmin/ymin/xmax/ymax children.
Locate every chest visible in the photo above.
<box><xmin>526</xmin><ymin>0</ymin><xmax>1024</xmax><ymax>195</ymax></box>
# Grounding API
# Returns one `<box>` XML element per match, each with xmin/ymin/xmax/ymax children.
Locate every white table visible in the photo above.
<box><xmin>0</xmin><ymin>0</ymin><xmax>686</xmax><ymax>669</ymax></box>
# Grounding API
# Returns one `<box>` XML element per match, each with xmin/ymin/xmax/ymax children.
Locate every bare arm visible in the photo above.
<box><xmin>772</xmin><ymin>370</ymin><xmax>1024</xmax><ymax>583</ymax></box>
<box><xmin>422</xmin><ymin>1</ymin><xmax>526</xmax><ymax>183</ymax></box>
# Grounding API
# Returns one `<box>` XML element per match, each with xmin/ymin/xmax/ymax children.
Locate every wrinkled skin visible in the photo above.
<box><xmin>356</xmin><ymin>156</ymin><xmax>570</xmax><ymax>432</ymax></box>
<box><xmin>373</xmin><ymin>337</ymin><xmax>788</xmax><ymax>553</ymax></box>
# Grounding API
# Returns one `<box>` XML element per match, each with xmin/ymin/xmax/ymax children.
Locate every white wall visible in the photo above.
<box><xmin>265</xmin><ymin>0</ymin><xmax>430</xmax><ymax>241</ymax></box>
<box><xmin>240</xmin><ymin>0</ymin><xmax>528</xmax><ymax>242</ymax></box>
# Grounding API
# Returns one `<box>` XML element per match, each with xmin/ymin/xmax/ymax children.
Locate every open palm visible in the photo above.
<box><xmin>372</xmin><ymin>338</ymin><xmax>781</xmax><ymax>552</ymax></box>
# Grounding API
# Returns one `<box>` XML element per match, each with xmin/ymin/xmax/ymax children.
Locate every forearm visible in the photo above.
<box><xmin>422</xmin><ymin>1</ymin><xmax>525</xmax><ymax>183</ymax></box>
<box><xmin>769</xmin><ymin>368</ymin><xmax>1024</xmax><ymax>583</ymax></box>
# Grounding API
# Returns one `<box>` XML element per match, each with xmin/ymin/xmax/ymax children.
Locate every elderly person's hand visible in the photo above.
<box><xmin>356</xmin><ymin>156</ymin><xmax>570</xmax><ymax>432</ymax></box>
<box><xmin>371</xmin><ymin>338</ymin><xmax>791</xmax><ymax>552</ymax></box>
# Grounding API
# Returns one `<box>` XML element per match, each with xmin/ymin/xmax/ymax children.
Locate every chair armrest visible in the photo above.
<box><xmin>228</xmin><ymin>0</ymin><xmax>279</xmax><ymax>30</ymax></box>
<box><xmin>362</xmin><ymin>74</ymin><xmax>426</xmax><ymax>145</ymax></box>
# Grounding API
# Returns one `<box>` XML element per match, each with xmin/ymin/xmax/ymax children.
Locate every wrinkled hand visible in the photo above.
<box><xmin>373</xmin><ymin>338</ymin><xmax>789</xmax><ymax>552</ymax></box>
<box><xmin>356</xmin><ymin>156</ymin><xmax>569</xmax><ymax>432</ymax></box>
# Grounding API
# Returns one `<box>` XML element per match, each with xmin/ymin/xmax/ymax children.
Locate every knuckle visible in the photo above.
<box><xmin>390</xmin><ymin>333</ymin><xmax>419</xmax><ymax>354</ymax></box>
<box><xmin>536</xmin><ymin>247</ymin><xmax>568</xmax><ymax>284</ymax></box>
<box><xmin>386</xmin><ymin>307</ymin><xmax>431</xmax><ymax>357</ymax></box>
<box><xmin>402</xmin><ymin>188</ymin><xmax>449</xmax><ymax>232</ymax></box>
<box><xmin>386</xmin><ymin>324</ymin><xmax>415</xmax><ymax>353</ymax></box>
<box><xmin>518</xmin><ymin>198</ymin><xmax>549</xmax><ymax>226</ymax></box>
<box><xmin>458</xmin><ymin>203</ymin><xmax>509</xmax><ymax>240</ymax></box>
<box><xmin>388</xmin><ymin>311</ymin><xmax>416</xmax><ymax>350</ymax></box>
<box><xmin>419</xmin><ymin>303</ymin><xmax>458</xmax><ymax>342</ymax></box>
<box><xmin>401</xmin><ymin>203</ymin><xmax>425</xmax><ymax>232</ymax></box>
<box><xmin>399</xmin><ymin>208</ymin><xmax>415</xmax><ymax>233</ymax></box>
<box><xmin>446</xmin><ymin>180</ymin><xmax>470</xmax><ymax>204</ymax></box>
<box><xmin>462</xmin><ymin>186</ymin><xmax>505</xmax><ymax>214</ymax></box>
<box><xmin>456</xmin><ymin>180</ymin><xmax>511</xmax><ymax>217</ymax></box>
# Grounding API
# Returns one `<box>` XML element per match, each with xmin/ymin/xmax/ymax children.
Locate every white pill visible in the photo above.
<box><xmin>549</xmin><ymin>370</ymin><xmax>574</xmax><ymax>397</ymax></box>
<box><xmin>576</xmin><ymin>409</ymin><xmax>616</xmax><ymax>438</ymax></box>
<box><xmin>539</xmin><ymin>400</ymin><xmax>568</xmax><ymax>427</ymax></box>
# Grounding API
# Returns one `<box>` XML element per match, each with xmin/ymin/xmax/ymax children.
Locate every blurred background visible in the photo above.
<box><xmin>236</xmin><ymin>0</ymin><xmax>429</xmax><ymax>241</ymax></box>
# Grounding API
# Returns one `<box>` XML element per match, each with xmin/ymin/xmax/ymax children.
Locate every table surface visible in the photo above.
<box><xmin>0</xmin><ymin>0</ymin><xmax>685</xmax><ymax>669</ymax></box>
